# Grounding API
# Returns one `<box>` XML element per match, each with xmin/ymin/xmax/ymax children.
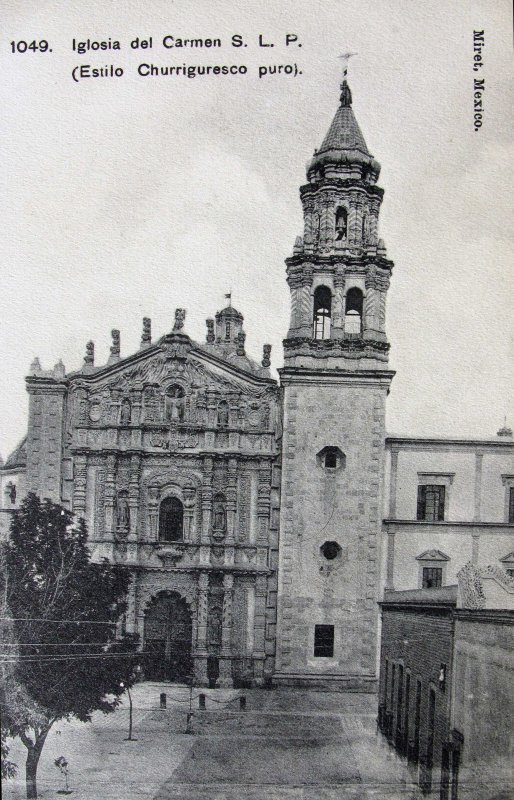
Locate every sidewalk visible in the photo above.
<box><xmin>0</xmin><ymin>684</ymin><xmax>460</xmax><ymax>800</ymax></box>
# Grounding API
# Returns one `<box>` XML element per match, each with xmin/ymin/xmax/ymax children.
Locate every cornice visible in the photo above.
<box><xmin>386</xmin><ymin>436</ymin><xmax>514</xmax><ymax>452</ymax></box>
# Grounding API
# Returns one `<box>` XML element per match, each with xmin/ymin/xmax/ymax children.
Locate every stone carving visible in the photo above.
<box><xmin>120</xmin><ymin>398</ymin><xmax>131</xmax><ymax>424</ymax></box>
<box><xmin>89</xmin><ymin>401</ymin><xmax>102</xmax><ymax>423</ymax></box>
<box><xmin>94</xmin><ymin>469</ymin><xmax>105</xmax><ymax>537</ymax></box>
<box><xmin>238</xmin><ymin>474</ymin><xmax>251</xmax><ymax>542</ymax></box>
<box><xmin>217</xmin><ymin>400</ymin><xmax>229</xmax><ymax>427</ymax></box>
<box><xmin>96</xmin><ymin>354</ymin><xmax>274</xmax><ymax>399</ymax></box>
<box><xmin>212</xmin><ymin>493</ymin><xmax>227</xmax><ymax>540</ymax></box>
<box><xmin>110</xmin><ymin>329</ymin><xmax>120</xmax><ymax>358</ymax></box>
<box><xmin>115</xmin><ymin>491</ymin><xmax>130</xmax><ymax>533</ymax></box>
<box><xmin>141</xmin><ymin>317</ymin><xmax>152</xmax><ymax>347</ymax></box>
<box><xmin>165</xmin><ymin>385</ymin><xmax>185</xmax><ymax>422</ymax></box>
<box><xmin>84</xmin><ymin>341</ymin><xmax>94</xmax><ymax>367</ymax></box>
<box><xmin>173</xmin><ymin>308</ymin><xmax>186</xmax><ymax>331</ymax></box>
<box><xmin>236</xmin><ymin>331</ymin><xmax>246</xmax><ymax>356</ymax></box>
<box><xmin>457</xmin><ymin>562</ymin><xmax>486</xmax><ymax>609</ymax></box>
<box><xmin>206</xmin><ymin>318</ymin><xmax>215</xmax><ymax>343</ymax></box>
<box><xmin>262</xmin><ymin>344</ymin><xmax>271</xmax><ymax>368</ymax></box>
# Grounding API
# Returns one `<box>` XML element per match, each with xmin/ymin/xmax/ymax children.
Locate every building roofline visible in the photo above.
<box><xmin>386</xmin><ymin>435</ymin><xmax>514</xmax><ymax>449</ymax></box>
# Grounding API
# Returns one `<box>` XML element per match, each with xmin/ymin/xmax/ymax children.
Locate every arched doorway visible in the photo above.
<box><xmin>144</xmin><ymin>592</ymin><xmax>193</xmax><ymax>682</ymax></box>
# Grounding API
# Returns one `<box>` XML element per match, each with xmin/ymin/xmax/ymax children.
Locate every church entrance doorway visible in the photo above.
<box><xmin>144</xmin><ymin>592</ymin><xmax>193</xmax><ymax>682</ymax></box>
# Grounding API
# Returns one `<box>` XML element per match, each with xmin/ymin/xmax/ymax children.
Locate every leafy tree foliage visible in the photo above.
<box><xmin>0</xmin><ymin>493</ymin><xmax>139</xmax><ymax>799</ymax></box>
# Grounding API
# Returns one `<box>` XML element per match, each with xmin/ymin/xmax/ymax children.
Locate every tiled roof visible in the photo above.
<box><xmin>318</xmin><ymin>105</ymin><xmax>370</xmax><ymax>156</ymax></box>
<box><xmin>4</xmin><ymin>436</ymin><xmax>27</xmax><ymax>469</ymax></box>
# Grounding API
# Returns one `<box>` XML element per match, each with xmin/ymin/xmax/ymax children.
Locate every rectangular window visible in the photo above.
<box><xmin>509</xmin><ymin>487</ymin><xmax>514</xmax><ymax>523</ymax></box>
<box><xmin>422</xmin><ymin>567</ymin><xmax>443</xmax><ymax>589</ymax></box>
<box><xmin>314</xmin><ymin>624</ymin><xmax>334</xmax><ymax>657</ymax></box>
<box><xmin>417</xmin><ymin>485</ymin><xmax>445</xmax><ymax>521</ymax></box>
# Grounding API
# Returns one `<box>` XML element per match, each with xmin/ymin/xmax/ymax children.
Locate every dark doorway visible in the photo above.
<box><xmin>207</xmin><ymin>656</ymin><xmax>220</xmax><ymax>689</ymax></box>
<box><xmin>144</xmin><ymin>593</ymin><xmax>192</xmax><ymax>682</ymax></box>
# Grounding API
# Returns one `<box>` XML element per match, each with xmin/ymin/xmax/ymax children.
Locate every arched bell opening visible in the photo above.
<box><xmin>335</xmin><ymin>207</ymin><xmax>348</xmax><ymax>241</ymax></box>
<box><xmin>345</xmin><ymin>287</ymin><xmax>364</xmax><ymax>335</ymax></box>
<box><xmin>313</xmin><ymin>286</ymin><xmax>332</xmax><ymax>340</ymax></box>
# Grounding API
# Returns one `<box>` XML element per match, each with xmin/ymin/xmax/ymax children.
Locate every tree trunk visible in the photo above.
<box><xmin>25</xmin><ymin>747</ymin><xmax>39</xmax><ymax>800</ymax></box>
<box><xmin>23</xmin><ymin>724</ymin><xmax>52</xmax><ymax>800</ymax></box>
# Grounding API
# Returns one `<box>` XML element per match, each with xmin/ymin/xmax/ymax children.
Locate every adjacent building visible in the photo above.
<box><xmin>378</xmin><ymin>563</ymin><xmax>514</xmax><ymax>797</ymax></box>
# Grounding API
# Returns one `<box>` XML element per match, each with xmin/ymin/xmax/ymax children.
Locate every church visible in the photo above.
<box><xmin>1</xmin><ymin>77</ymin><xmax>513</xmax><ymax>690</ymax></box>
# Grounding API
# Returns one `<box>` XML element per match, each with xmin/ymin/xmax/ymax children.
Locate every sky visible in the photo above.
<box><xmin>1</xmin><ymin>0</ymin><xmax>512</xmax><ymax>459</ymax></box>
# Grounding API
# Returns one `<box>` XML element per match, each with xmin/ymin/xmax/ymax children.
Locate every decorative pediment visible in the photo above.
<box><xmin>87</xmin><ymin>349</ymin><xmax>271</xmax><ymax>399</ymax></box>
<box><xmin>416</xmin><ymin>549</ymin><xmax>449</xmax><ymax>562</ymax></box>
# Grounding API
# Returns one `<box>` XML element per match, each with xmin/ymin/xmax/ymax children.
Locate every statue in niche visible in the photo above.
<box><xmin>217</xmin><ymin>400</ymin><xmax>229</xmax><ymax>427</ymax></box>
<box><xmin>213</xmin><ymin>493</ymin><xmax>227</xmax><ymax>535</ymax></box>
<box><xmin>116</xmin><ymin>492</ymin><xmax>130</xmax><ymax>532</ymax></box>
<box><xmin>120</xmin><ymin>398</ymin><xmax>131</xmax><ymax>424</ymax></box>
<box><xmin>165</xmin><ymin>385</ymin><xmax>185</xmax><ymax>422</ymax></box>
<box><xmin>5</xmin><ymin>483</ymin><xmax>16</xmax><ymax>505</ymax></box>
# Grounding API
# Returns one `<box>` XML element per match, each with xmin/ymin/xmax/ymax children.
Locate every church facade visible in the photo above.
<box><xmin>1</xmin><ymin>79</ymin><xmax>513</xmax><ymax>690</ymax></box>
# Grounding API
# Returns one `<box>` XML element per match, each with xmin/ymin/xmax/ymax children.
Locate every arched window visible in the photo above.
<box><xmin>159</xmin><ymin>497</ymin><xmax>184</xmax><ymax>542</ymax></box>
<box><xmin>225</xmin><ymin>322</ymin><xmax>231</xmax><ymax>340</ymax></box>
<box><xmin>345</xmin><ymin>287</ymin><xmax>363</xmax><ymax>335</ymax></box>
<box><xmin>313</xmin><ymin>286</ymin><xmax>332</xmax><ymax>340</ymax></box>
<box><xmin>165</xmin><ymin>385</ymin><xmax>185</xmax><ymax>422</ymax></box>
<box><xmin>335</xmin><ymin>207</ymin><xmax>348</xmax><ymax>241</ymax></box>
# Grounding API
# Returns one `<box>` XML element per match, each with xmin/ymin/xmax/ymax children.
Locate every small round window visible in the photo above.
<box><xmin>320</xmin><ymin>541</ymin><xmax>341</xmax><ymax>561</ymax></box>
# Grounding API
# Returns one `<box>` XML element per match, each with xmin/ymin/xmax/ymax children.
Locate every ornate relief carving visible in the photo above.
<box><xmin>94</xmin><ymin>469</ymin><xmax>105</xmax><ymax>538</ymax></box>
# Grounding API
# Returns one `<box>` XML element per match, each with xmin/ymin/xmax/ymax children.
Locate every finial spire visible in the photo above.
<box><xmin>337</xmin><ymin>52</ymin><xmax>357</xmax><ymax>106</ymax></box>
<box><xmin>224</xmin><ymin>291</ymin><xmax>232</xmax><ymax>308</ymax></box>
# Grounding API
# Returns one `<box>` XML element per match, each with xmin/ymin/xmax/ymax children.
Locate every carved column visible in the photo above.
<box><xmin>200</xmin><ymin>457</ymin><xmax>213</xmax><ymax>547</ymax></box>
<box><xmin>225</xmin><ymin>459</ymin><xmax>237</xmax><ymax>545</ymax></box>
<box><xmin>319</xmin><ymin>199</ymin><xmax>332</xmax><ymax>247</ymax></box>
<box><xmin>104</xmin><ymin>453</ymin><xmax>117</xmax><ymax>535</ymax></box>
<box><xmin>332</xmin><ymin>273</ymin><xmax>346</xmax><ymax>339</ymax></box>
<box><xmin>303</xmin><ymin>200</ymin><xmax>314</xmax><ymax>248</ymax></box>
<box><xmin>194</xmin><ymin>571</ymin><xmax>209</xmax><ymax>685</ymax></box>
<box><xmin>72</xmin><ymin>454</ymin><xmax>87</xmax><ymax>517</ymax></box>
<box><xmin>257</xmin><ymin>461</ymin><xmax>271</xmax><ymax>564</ymax></box>
<box><xmin>125</xmin><ymin>575</ymin><xmax>137</xmax><ymax>634</ymax></box>
<box><xmin>298</xmin><ymin>267</ymin><xmax>313</xmax><ymax>337</ymax></box>
<box><xmin>128</xmin><ymin>454</ymin><xmax>141</xmax><ymax>537</ymax></box>
<box><xmin>364</xmin><ymin>281</ymin><xmax>379</xmax><ymax>338</ymax></box>
<box><xmin>252</xmin><ymin>575</ymin><xmax>267</xmax><ymax>684</ymax></box>
<box><xmin>147</xmin><ymin>486</ymin><xmax>159</xmax><ymax>540</ymax></box>
<box><xmin>130</xmin><ymin>387</ymin><xmax>143</xmax><ymax>426</ymax></box>
<box><xmin>218</xmin><ymin>572</ymin><xmax>234</xmax><ymax>687</ymax></box>
<box><xmin>183</xmin><ymin>484</ymin><xmax>196</xmax><ymax>543</ymax></box>
<box><xmin>109</xmin><ymin>387</ymin><xmax>121</xmax><ymax>425</ymax></box>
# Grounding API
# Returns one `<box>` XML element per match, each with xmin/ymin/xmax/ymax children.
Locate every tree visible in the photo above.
<box><xmin>0</xmin><ymin>493</ymin><xmax>139</xmax><ymax>799</ymax></box>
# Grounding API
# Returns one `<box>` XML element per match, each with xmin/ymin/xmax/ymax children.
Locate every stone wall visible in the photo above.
<box><xmin>275</xmin><ymin>373</ymin><xmax>390</xmax><ymax>689</ymax></box>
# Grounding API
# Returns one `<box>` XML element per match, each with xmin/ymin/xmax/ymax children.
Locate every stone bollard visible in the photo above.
<box><xmin>198</xmin><ymin>693</ymin><xmax>206</xmax><ymax>710</ymax></box>
<box><xmin>239</xmin><ymin>695</ymin><xmax>247</xmax><ymax>711</ymax></box>
<box><xmin>185</xmin><ymin>712</ymin><xmax>194</xmax><ymax>734</ymax></box>
<box><xmin>160</xmin><ymin>692</ymin><xmax>167</xmax><ymax>709</ymax></box>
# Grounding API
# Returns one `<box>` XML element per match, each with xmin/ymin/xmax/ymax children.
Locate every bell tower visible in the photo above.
<box><xmin>275</xmin><ymin>76</ymin><xmax>395</xmax><ymax>690</ymax></box>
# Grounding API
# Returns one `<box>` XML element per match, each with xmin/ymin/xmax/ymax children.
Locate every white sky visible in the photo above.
<box><xmin>1</xmin><ymin>0</ymin><xmax>512</xmax><ymax>459</ymax></box>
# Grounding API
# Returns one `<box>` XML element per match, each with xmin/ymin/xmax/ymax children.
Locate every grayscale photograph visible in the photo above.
<box><xmin>1</xmin><ymin>2</ymin><xmax>512</xmax><ymax>799</ymax></box>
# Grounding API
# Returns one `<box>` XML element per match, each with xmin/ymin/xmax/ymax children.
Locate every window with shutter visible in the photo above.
<box><xmin>417</xmin><ymin>485</ymin><xmax>445</xmax><ymax>521</ymax></box>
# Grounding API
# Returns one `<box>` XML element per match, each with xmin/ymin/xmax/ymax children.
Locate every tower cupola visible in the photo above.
<box><xmin>283</xmin><ymin>75</ymin><xmax>394</xmax><ymax>371</ymax></box>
